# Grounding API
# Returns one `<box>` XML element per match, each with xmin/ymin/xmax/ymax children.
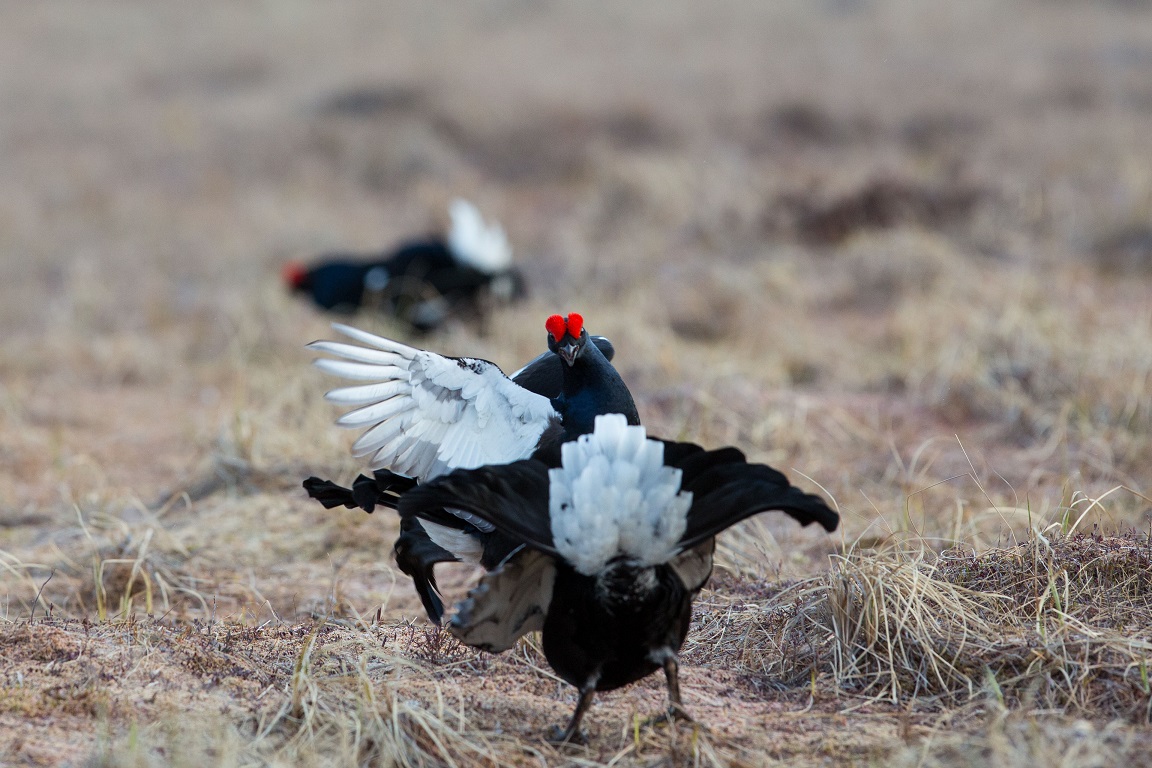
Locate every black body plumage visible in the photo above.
<box><xmin>543</xmin><ymin>559</ymin><xmax>693</xmax><ymax>693</ymax></box>
<box><xmin>547</xmin><ymin>330</ymin><xmax>638</xmax><ymax>445</ymax></box>
<box><xmin>285</xmin><ymin>239</ymin><xmax>526</xmax><ymax>332</ymax></box>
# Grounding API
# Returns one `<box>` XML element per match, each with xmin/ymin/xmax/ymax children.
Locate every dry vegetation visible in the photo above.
<box><xmin>3</xmin><ymin>1</ymin><xmax>1152</xmax><ymax>765</ymax></box>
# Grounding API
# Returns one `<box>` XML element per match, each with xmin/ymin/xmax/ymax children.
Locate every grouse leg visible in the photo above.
<box><xmin>547</xmin><ymin>684</ymin><xmax>597</xmax><ymax>745</ymax></box>
<box><xmin>661</xmin><ymin>654</ymin><xmax>693</xmax><ymax>722</ymax></box>
<box><xmin>641</xmin><ymin>650</ymin><xmax>694</xmax><ymax>728</ymax></box>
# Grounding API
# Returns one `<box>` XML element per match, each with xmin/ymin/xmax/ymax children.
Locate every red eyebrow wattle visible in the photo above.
<box><xmin>545</xmin><ymin>314</ymin><xmax>567</xmax><ymax>341</ymax></box>
<box><xmin>566</xmin><ymin>313</ymin><xmax>583</xmax><ymax>338</ymax></box>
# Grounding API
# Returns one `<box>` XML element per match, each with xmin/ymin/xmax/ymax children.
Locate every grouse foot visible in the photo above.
<box><xmin>546</xmin><ymin>724</ymin><xmax>589</xmax><ymax>746</ymax></box>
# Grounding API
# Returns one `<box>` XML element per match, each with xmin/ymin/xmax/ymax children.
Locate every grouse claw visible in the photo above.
<box><xmin>546</xmin><ymin>724</ymin><xmax>588</xmax><ymax>746</ymax></box>
<box><xmin>643</xmin><ymin>704</ymin><xmax>695</xmax><ymax>729</ymax></box>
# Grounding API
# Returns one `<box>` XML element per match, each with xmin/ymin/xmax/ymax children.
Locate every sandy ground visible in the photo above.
<box><xmin>3</xmin><ymin>1</ymin><xmax>1152</xmax><ymax>765</ymax></box>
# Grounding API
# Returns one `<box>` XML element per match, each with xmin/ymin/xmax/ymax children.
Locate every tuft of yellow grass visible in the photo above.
<box><xmin>757</xmin><ymin>533</ymin><xmax>1152</xmax><ymax>721</ymax></box>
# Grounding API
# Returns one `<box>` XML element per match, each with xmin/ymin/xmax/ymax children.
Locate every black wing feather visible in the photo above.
<box><xmin>659</xmin><ymin>441</ymin><xmax>747</xmax><ymax>484</ymax></box>
<box><xmin>397</xmin><ymin>460</ymin><xmax>557</xmax><ymax>555</ymax></box>
<box><xmin>393</xmin><ymin>517</ymin><xmax>458</xmax><ymax>623</ymax></box>
<box><xmin>677</xmin><ymin>460</ymin><xmax>839</xmax><ymax>550</ymax></box>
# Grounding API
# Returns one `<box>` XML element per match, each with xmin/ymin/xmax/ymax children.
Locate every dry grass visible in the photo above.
<box><xmin>0</xmin><ymin>614</ymin><xmax>762</xmax><ymax>768</ymax></box>
<box><xmin>4</xmin><ymin>0</ymin><xmax>1152</xmax><ymax>764</ymax></box>
<box><xmin>755</xmin><ymin>532</ymin><xmax>1152</xmax><ymax>720</ymax></box>
<box><xmin>1</xmin><ymin>617</ymin><xmax>510</xmax><ymax>768</ymax></box>
<box><xmin>887</xmin><ymin>710</ymin><xmax>1152</xmax><ymax>768</ymax></box>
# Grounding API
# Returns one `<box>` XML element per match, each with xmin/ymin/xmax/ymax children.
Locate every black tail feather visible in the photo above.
<box><xmin>303</xmin><ymin>476</ymin><xmax>362</xmax><ymax>509</ymax></box>
<box><xmin>303</xmin><ymin>470</ymin><xmax>418</xmax><ymax>514</ymax></box>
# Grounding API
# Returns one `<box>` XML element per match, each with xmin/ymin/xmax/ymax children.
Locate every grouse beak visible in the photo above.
<box><xmin>558</xmin><ymin>341</ymin><xmax>579</xmax><ymax>367</ymax></box>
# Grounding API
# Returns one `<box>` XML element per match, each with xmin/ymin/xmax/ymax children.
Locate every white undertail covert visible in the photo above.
<box><xmin>447</xmin><ymin>199</ymin><xmax>512</xmax><ymax>274</ymax></box>
<box><xmin>549</xmin><ymin>414</ymin><xmax>692</xmax><ymax>575</ymax></box>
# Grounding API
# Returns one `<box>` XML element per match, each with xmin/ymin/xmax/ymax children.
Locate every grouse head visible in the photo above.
<box><xmin>546</xmin><ymin>313</ymin><xmax>588</xmax><ymax>367</ymax></box>
<box><xmin>282</xmin><ymin>261</ymin><xmax>310</xmax><ymax>291</ymax></box>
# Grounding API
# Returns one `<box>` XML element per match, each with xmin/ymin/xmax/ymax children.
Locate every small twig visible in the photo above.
<box><xmin>30</xmin><ymin>569</ymin><xmax>56</xmax><ymax>623</ymax></box>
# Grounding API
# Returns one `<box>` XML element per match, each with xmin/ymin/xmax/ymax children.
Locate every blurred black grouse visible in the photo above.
<box><xmin>284</xmin><ymin>199</ymin><xmax>525</xmax><ymax>331</ymax></box>
<box><xmin>302</xmin><ymin>313</ymin><xmax>639</xmax><ymax>621</ymax></box>
<box><xmin>397</xmin><ymin>413</ymin><xmax>839</xmax><ymax>743</ymax></box>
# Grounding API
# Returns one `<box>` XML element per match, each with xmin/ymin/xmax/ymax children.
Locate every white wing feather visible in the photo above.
<box><xmin>311</xmin><ymin>323</ymin><xmax>558</xmax><ymax>479</ymax></box>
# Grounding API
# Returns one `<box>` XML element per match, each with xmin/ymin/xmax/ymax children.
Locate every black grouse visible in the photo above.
<box><xmin>284</xmin><ymin>199</ymin><xmax>526</xmax><ymax>332</ymax></box>
<box><xmin>302</xmin><ymin>314</ymin><xmax>639</xmax><ymax>621</ymax></box>
<box><xmin>397</xmin><ymin>413</ymin><xmax>839</xmax><ymax>743</ymax></box>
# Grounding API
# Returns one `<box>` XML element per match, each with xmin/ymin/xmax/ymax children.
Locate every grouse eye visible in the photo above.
<box><xmin>545</xmin><ymin>314</ymin><xmax>566</xmax><ymax>342</ymax></box>
<box><xmin>566</xmin><ymin>313</ymin><xmax>583</xmax><ymax>338</ymax></box>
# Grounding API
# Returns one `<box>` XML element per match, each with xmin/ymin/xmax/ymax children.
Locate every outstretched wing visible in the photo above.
<box><xmin>669</xmin><ymin>447</ymin><xmax>839</xmax><ymax>551</ymax></box>
<box><xmin>398</xmin><ymin>428</ymin><xmax>837</xmax><ymax>581</ymax></box>
<box><xmin>668</xmin><ymin>538</ymin><xmax>716</xmax><ymax>593</ymax></box>
<box><xmin>396</xmin><ymin>459</ymin><xmax>557</xmax><ymax>556</ymax></box>
<box><xmin>450</xmin><ymin>547</ymin><xmax>556</xmax><ymax>653</ymax></box>
<box><xmin>310</xmin><ymin>323</ymin><xmax>559</xmax><ymax>479</ymax></box>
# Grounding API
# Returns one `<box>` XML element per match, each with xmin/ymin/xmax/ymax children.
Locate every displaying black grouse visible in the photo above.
<box><xmin>303</xmin><ymin>314</ymin><xmax>639</xmax><ymax>621</ymax></box>
<box><xmin>284</xmin><ymin>199</ymin><xmax>526</xmax><ymax>331</ymax></box>
<box><xmin>397</xmin><ymin>413</ymin><xmax>839</xmax><ymax>743</ymax></box>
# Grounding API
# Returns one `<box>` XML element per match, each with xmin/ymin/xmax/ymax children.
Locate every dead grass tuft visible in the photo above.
<box><xmin>3</xmin><ymin>617</ymin><xmax>514</xmax><ymax>767</ymax></box>
<box><xmin>758</xmin><ymin>533</ymin><xmax>1152</xmax><ymax>720</ymax></box>
<box><xmin>255</xmin><ymin>628</ymin><xmax>505</xmax><ymax>768</ymax></box>
<box><xmin>0</xmin><ymin>502</ymin><xmax>206</xmax><ymax>623</ymax></box>
<box><xmin>937</xmin><ymin>530</ymin><xmax>1152</xmax><ymax>619</ymax></box>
